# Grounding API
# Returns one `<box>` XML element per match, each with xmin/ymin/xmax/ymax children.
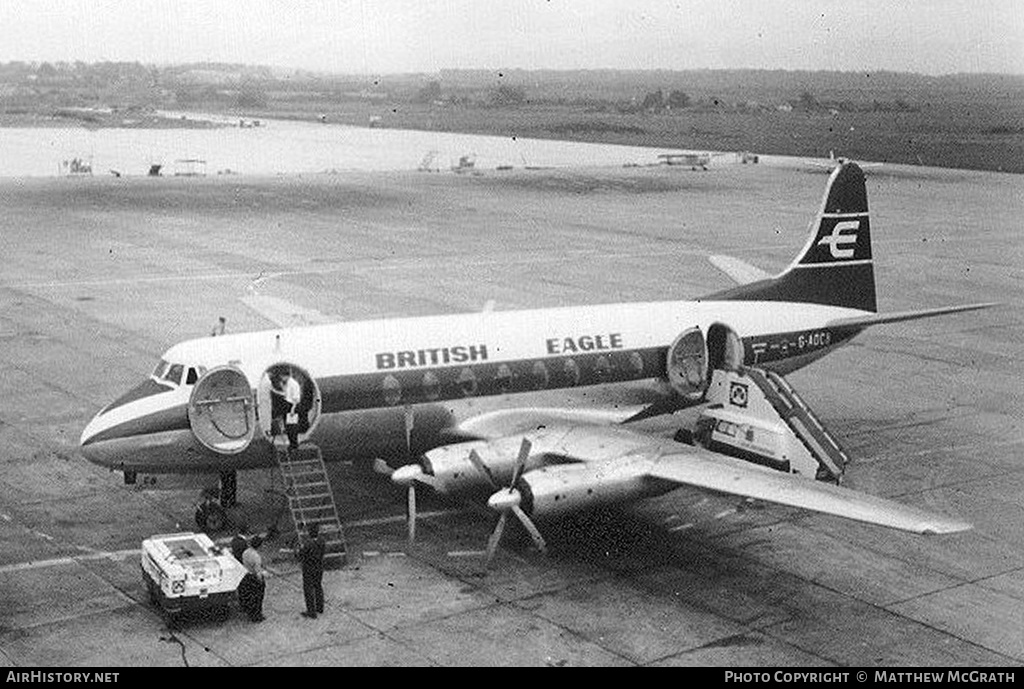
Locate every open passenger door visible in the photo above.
<box><xmin>188</xmin><ymin>366</ymin><xmax>256</xmax><ymax>454</ymax></box>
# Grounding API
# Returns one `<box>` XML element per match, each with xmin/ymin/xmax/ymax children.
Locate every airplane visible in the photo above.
<box><xmin>656</xmin><ymin>151</ymin><xmax>740</xmax><ymax>170</ymax></box>
<box><xmin>657</xmin><ymin>152</ymin><xmax>714</xmax><ymax>170</ymax></box>
<box><xmin>79</xmin><ymin>163</ymin><xmax>992</xmax><ymax>561</ymax></box>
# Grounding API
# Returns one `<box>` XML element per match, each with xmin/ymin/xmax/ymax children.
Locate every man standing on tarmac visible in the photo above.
<box><xmin>239</xmin><ymin>536</ymin><xmax>266</xmax><ymax>622</ymax></box>
<box><xmin>298</xmin><ymin>523</ymin><xmax>325</xmax><ymax>619</ymax></box>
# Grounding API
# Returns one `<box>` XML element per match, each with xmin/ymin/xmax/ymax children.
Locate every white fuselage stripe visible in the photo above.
<box><xmin>161</xmin><ymin>300</ymin><xmax>868</xmax><ymax>386</ymax></box>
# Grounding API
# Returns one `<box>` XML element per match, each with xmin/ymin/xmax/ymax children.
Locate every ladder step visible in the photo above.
<box><xmin>287</xmin><ymin>491</ymin><xmax>333</xmax><ymax>503</ymax></box>
<box><xmin>285</xmin><ymin>480</ymin><xmax>330</xmax><ymax>493</ymax></box>
<box><xmin>285</xmin><ymin>483</ymin><xmax>331</xmax><ymax>497</ymax></box>
<box><xmin>294</xmin><ymin>506</ymin><xmax>337</xmax><ymax>518</ymax></box>
<box><xmin>288</xmin><ymin>490</ymin><xmax>333</xmax><ymax>503</ymax></box>
<box><xmin>295</xmin><ymin>508</ymin><xmax>339</xmax><ymax>520</ymax></box>
<box><xmin>278</xmin><ymin>459</ymin><xmax>324</xmax><ymax>473</ymax></box>
<box><xmin>293</xmin><ymin>499</ymin><xmax>337</xmax><ymax>510</ymax></box>
<box><xmin>284</xmin><ymin>474</ymin><xmax>329</xmax><ymax>486</ymax></box>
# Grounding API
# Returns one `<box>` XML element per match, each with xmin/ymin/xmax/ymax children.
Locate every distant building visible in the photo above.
<box><xmin>173</xmin><ymin>159</ymin><xmax>207</xmax><ymax>176</ymax></box>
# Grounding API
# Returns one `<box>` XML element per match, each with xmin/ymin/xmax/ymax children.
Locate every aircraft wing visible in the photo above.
<box><xmin>436</xmin><ymin>417</ymin><xmax>970</xmax><ymax>535</ymax></box>
<box><xmin>827</xmin><ymin>302</ymin><xmax>999</xmax><ymax>328</ymax></box>
<box><xmin>454</xmin><ymin>406</ymin><xmax>653</xmax><ymax>441</ymax></box>
<box><xmin>708</xmin><ymin>255</ymin><xmax>772</xmax><ymax>285</ymax></box>
<box><xmin>645</xmin><ymin>445</ymin><xmax>970</xmax><ymax>535</ymax></box>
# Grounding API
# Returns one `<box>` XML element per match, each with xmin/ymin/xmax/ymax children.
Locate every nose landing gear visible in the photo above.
<box><xmin>193</xmin><ymin>470</ymin><xmax>238</xmax><ymax>533</ymax></box>
<box><xmin>194</xmin><ymin>497</ymin><xmax>228</xmax><ymax>533</ymax></box>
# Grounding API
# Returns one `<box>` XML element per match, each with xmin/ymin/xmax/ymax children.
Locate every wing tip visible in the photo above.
<box><xmin>919</xmin><ymin>520</ymin><xmax>972</xmax><ymax>536</ymax></box>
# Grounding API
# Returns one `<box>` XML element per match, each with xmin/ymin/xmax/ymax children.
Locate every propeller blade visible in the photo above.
<box><xmin>485</xmin><ymin>512</ymin><xmax>508</xmax><ymax>567</ymax></box>
<box><xmin>509</xmin><ymin>438</ymin><xmax>532</xmax><ymax>489</ymax></box>
<box><xmin>403</xmin><ymin>405</ymin><xmax>414</xmax><ymax>456</ymax></box>
<box><xmin>467</xmin><ymin>449</ymin><xmax>499</xmax><ymax>489</ymax></box>
<box><xmin>511</xmin><ymin>505</ymin><xmax>547</xmax><ymax>554</ymax></box>
<box><xmin>407</xmin><ymin>483</ymin><xmax>417</xmax><ymax>544</ymax></box>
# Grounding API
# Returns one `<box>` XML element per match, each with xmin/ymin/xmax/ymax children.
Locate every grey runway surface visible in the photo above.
<box><xmin>0</xmin><ymin>161</ymin><xmax>1021</xmax><ymax>666</ymax></box>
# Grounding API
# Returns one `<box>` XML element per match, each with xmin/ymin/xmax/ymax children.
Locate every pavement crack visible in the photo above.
<box><xmin>159</xmin><ymin>629</ymin><xmax>190</xmax><ymax>667</ymax></box>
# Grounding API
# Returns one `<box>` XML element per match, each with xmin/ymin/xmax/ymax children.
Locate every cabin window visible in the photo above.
<box><xmin>495</xmin><ymin>364</ymin><xmax>513</xmax><ymax>393</ymax></box>
<box><xmin>422</xmin><ymin>371</ymin><xmax>440</xmax><ymax>401</ymax></box>
<box><xmin>629</xmin><ymin>351</ymin><xmax>645</xmax><ymax>377</ymax></box>
<box><xmin>531</xmin><ymin>361</ymin><xmax>549</xmax><ymax>390</ymax></box>
<box><xmin>563</xmin><ymin>358</ymin><xmax>580</xmax><ymax>386</ymax></box>
<box><xmin>457</xmin><ymin>368</ymin><xmax>478</xmax><ymax>396</ymax></box>
<box><xmin>382</xmin><ymin>375</ymin><xmax>401</xmax><ymax>406</ymax></box>
<box><xmin>594</xmin><ymin>355</ymin><xmax>611</xmax><ymax>382</ymax></box>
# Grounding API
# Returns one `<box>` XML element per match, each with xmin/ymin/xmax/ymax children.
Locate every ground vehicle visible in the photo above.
<box><xmin>141</xmin><ymin>532</ymin><xmax>246</xmax><ymax>618</ymax></box>
<box><xmin>694</xmin><ymin>368</ymin><xmax>848</xmax><ymax>482</ymax></box>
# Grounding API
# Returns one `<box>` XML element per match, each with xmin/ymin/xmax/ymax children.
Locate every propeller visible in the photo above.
<box><xmin>483</xmin><ymin>438</ymin><xmax>546</xmax><ymax>566</ymax></box>
<box><xmin>375</xmin><ymin>459</ymin><xmax>439</xmax><ymax>545</ymax></box>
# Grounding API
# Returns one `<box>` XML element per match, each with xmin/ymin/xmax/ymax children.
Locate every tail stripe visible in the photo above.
<box><xmin>706</xmin><ymin>163</ymin><xmax>877</xmax><ymax>313</ymax></box>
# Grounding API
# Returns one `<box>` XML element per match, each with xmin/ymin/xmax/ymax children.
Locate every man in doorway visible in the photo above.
<box><xmin>271</xmin><ymin>370</ymin><xmax>303</xmax><ymax>451</ymax></box>
<box><xmin>298</xmin><ymin>523</ymin><xmax>326</xmax><ymax>619</ymax></box>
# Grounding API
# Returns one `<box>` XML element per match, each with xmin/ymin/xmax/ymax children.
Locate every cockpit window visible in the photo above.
<box><xmin>163</xmin><ymin>364</ymin><xmax>184</xmax><ymax>386</ymax></box>
<box><xmin>185</xmin><ymin>367</ymin><xmax>198</xmax><ymax>385</ymax></box>
<box><xmin>152</xmin><ymin>359</ymin><xmax>170</xmax><ymax>379</ymax></box>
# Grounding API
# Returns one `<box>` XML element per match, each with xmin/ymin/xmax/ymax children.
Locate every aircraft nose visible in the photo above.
<box><xmin>79</xmin><ymin>412</ymin><xmax>114</xmax><ymax>466</ymax></box>
<box><xmin>80</xmin><ymin>413</ymin><xmax>101</xmax><ymax>448</ymax></box>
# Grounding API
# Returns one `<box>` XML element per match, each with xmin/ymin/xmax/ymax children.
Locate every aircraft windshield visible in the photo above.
<box><xmin>150</xmin><ymin>359</ymin><xmax>184</xmax><ymax>386</ymax></box>
<box><xmin>152</xmin><ymin>359</ymin><xmax>170</xmax><ymax>379</ymax></box>
<box><xmin>163</xmin><ymin>364</ymin><xmax>184</xmax><ymax>386</ymax></box>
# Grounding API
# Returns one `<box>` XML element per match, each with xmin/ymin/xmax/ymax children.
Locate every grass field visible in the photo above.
<box><xmin>232</xmin><ymin>97</ymin><xmax>1024</xmax><ymax>173</ymax></box>
<box><xmin>4</xmin><ymin>67</ymin><xmax>1022</xmax><ymax>173</ymax></box>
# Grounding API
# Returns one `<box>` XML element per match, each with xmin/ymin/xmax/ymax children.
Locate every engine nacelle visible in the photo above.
<box><xmin>516</xmin><ymin>462</ymin><xmax>655</xmax><ymax>520</ymax></box>
<box><xmin>422</xmin><ymin>437</ymin><xmax>530</xmax><ymax>493</ymax></box>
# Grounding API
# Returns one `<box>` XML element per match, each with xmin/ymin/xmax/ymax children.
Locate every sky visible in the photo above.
<box><xmin>0</xmin><ymin>0</ymin><xmax>1021</xmax><ymax>76</ymax></box>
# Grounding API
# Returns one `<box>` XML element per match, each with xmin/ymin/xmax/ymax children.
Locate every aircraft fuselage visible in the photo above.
<box><xmin>79</xmin><ymin>299</ymin><xmax>865</xmax><ymax>475</ymax></box>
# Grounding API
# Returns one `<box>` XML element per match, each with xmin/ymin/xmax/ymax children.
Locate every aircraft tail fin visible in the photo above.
<box><xmin>707</xmin><ymin>163</ymin><xmax>877</xmax><ymax>312</ymax></box>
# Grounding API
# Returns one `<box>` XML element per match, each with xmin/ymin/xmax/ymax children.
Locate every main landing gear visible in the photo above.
<box><xmin>194</xmin><ymin>470</ymin><xmax>238</xmax><ymax>533</ymax></box>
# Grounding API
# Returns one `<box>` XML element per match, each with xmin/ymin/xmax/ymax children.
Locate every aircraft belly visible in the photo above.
<box><xmin>87</xmin><ymin>430</ymin><xmax>277</xmax><ymax>473</ymax></box>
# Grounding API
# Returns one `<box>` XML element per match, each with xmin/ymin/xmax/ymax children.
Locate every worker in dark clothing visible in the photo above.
<box><xmin>239</xmin><ymin>536</ymin><xmax>266</xmax><ymax>622</ymax></box>
<box><xmin>298</xmin><ymin>523</ymin><xmax>326</xmax><ymax>618</ymax></box>
<box><xmin>230</xmin><ymin>533</ymin><xmax>248</xmax><ymax>563</ymax></box>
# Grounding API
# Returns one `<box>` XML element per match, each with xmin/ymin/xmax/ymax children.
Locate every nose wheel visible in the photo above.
<box><xmin>195</xmin><ymin>499</ymin><xmax>228</xmax><ymax>533</ymax></box>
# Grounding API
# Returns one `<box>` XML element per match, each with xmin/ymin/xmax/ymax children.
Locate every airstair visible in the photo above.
<box><xmin>742</xmin><ymin>368</ymin><xmax>849</xmax><ymax>482</ymax></box>
<box><xmin>275</xmin><ymin>443</ymin><xmax>347</xmax><ymax>568</ymax></box>
<box><xmin>699</xmin><ymin>367</ymin><xmax>849</xmax><ymax>483</ymax></box>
